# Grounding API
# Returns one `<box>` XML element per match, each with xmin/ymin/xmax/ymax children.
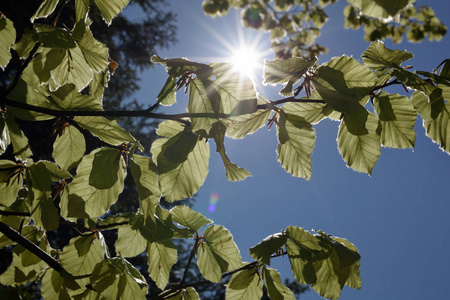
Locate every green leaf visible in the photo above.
<box><xmin>51</xmin><ymin>46</ymin><xmax>93</xmax><ymax>91</ymax></box>
<box><xmin>0</xmin><ymin>115</ymin><xmax>10</xmax><ymax>156</ymax></box>
<box><xmin>277</xmin><ymin>111</ymin><xmax>315</xmax><ymax>180</ymax></box>
<box><xmin>362</xmin><ymin>41</ymin><xmax>413</xmax><ymax>72</ymax></box>
<box><xmin>156</xmin><ymin>127</ymin><xmax>209</xmax><ymax>202</ymax></box>
<box><xmin>157</xmin><ymin>76</ymin><xmax>177</xmax><ymax>106</ymax></box>
<box><xmin>41</xmin><ymin>268</ymin><xmax>71</xmax><ymax>300</ymax></box>
<box><xmin>77</xmin><ymin>25</ymin><xmax>109</xmax><ymax>72</ymax></box>
<box><xmin>286</xmin><ymin>226</ymin><xmax>321</xmax><ymax>251</ymax></box>
<box><xmin>27</xmin><ymin>162</ymin><xmax>59</xmax><ymax>230</ymax></box>
<box><xmin>337</xmin><ymin>113</ymin><xmax>381</xmax><ymax>174</ymax></box>
<box><xmin>423</xmin><ymin>85</ymin><xmax>450</xmax><ymax>153</ymax></box>
<box><xmin>170</xmin><ymin>205</ymin><xmax>212</xmax><ymax>231</ymax></box>
<box><xmin>264</xmin><ymin>57</ymin><xmax>317</xmax><ymax>96</ymax></box>
<box><xmin>188</xmin><ymin>78</ymin><xmax>220</xmax><ymax>134</ymax></box>
<box><xmin>53</xmin><ymin>125</ymin><xmax>85</xmax><ymax>170</ymax></box>
<box><xmin>0</xmin><ymin>160</ymin><xmax>24</xmax><ymax>207</ymax></box>
<box><xmin>62</xmin><ymin>147</ymin><xmax>126</xmax><ymax>218</ymax></box>
<box><xmin>209</xmin><ymin>122</ymin><xmax>251</xmax><ymax>181</ymax></box>
<box><xmin>331</xmin><ymin>237</ymin><xmax>361</xmax><ymax>289</ymax></box>
<box><xmin>225</xmin><ymin>268</ymin><xmax>263</xmax><ymax>299</ymax></box>
<box><xmin>0</xmin><ymin>16</ymin><xmax>16</xmax><ymax>70</ymax></box>
<box><xmin>249</xmin><ymin>232</ymin><xmax>288</xmax><ymax>265</ymax></box>
<box><xmin>393</xmin><ymin>68</ymin><xmax>444</xmax><ymax>119</ymax></box>
<box><xmin>35</xmin><ymin>25</ymin><xmax>76</xmax><ymax>49</ymax></box>
<box><xmin>12</xmin><ymin>29</ymin><xmax>36</xmax><ymax>59</ymax></box>
<box><xmin>147</xmin><ymin>240</ymin><xmax>177</xmax><ymax>289</ymax></box>
<box><xmin>374</xmin><ymin>93</ymin><xmax>416</xmax><ymax>149</ymax></box>
<box><xmin>264</xmin><ymin>267</ymin><xmax>296</xmax><ymax>300</ymax></box>
<box><xmin>197</xmin><ymin>225</ymin><xmax>242</xmax><ymax>283</ymax></box>
<box><xmin>74</xmin><ymin>116</ymin><xmax>140</xmax><ymax>148</ymax></box>
<box><xmin>223</xmin><ymin>95</ymin><xmax>271</xmax><ymax>139</ymax></box>
<box><xmin>115</xmin><ymin>225</ymin><xmax>147</xmax><ymax>257</ymax></box>
<box><xmin>4</xmin><ymin>114</ymin><xmax>32</xmax><ymax>160</ymax></box>
<box><xmin>49</xmin><ymin>83</ymin><xmax>102</xmax><ymax>111</ymax></box>
<box><xmin>348</xmin><ymin>0</ymin><xmax>412</xmax><ymax>19</ymax></box>
<box><xmin>129</xmin><ymin>154</ymin><xmax>161</xmax><ymax>199</ymax></box>
<box><xmin>93</xmin><ymin>0</ymin><xmax>131</xmax><ymax>25</ymax></box>
<box><xmin>31</xmin><ymin>0</ymin><xmax>59</xmax><ymax>21</ymax></box>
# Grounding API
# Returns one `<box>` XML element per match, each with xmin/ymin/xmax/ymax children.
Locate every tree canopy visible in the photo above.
<box><xmin>0</xmin><ymin>0</ymin><xmax>448</xmax><ymax>299</ymax></box>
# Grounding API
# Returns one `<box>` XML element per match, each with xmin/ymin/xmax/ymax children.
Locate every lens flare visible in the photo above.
<box><xmin>209</xmin><ymin>192</ymin><xmax>219</xmax><ymax>212</ymax></box>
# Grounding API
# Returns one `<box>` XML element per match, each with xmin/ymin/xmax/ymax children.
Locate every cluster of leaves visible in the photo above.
<box><xmin>202</xmin><ymin>0</ymin><xmax>447</xmax><ymax>59</ymax></box>
<box><xmin>0</xmin><ymin>0</ymin><xmax>448</xmax><ymax>299</ymax></box>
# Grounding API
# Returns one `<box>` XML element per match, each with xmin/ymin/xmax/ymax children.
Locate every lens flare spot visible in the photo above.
<box><xmin>209</xmin><ymin>192</ymin><xmax>219</xmax><ymax>212</ymax></box>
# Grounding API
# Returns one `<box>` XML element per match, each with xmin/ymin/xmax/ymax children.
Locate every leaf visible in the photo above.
<box><xmin>209</xmin><ymin>122</ymin><xmax>251</xmax><ymax>181</ymax></box>
<box><xmin>0</xmin><ymin>115</ymin><xmax>10</xmax><ymax>156</ymax></box>
<box><xmin>41</xmin><ymin>268</ymin><xmax>71</xmax><ymax>300</ymax></box>
<box><xmin>223</xmin><ymin>95</ymin><xmax>271</xmax><ymax>139</ymax></box>
<box><xmin>147</xmin><ymin>240</ymin><xmax>177</xmax><ymax>289</ymax></box>
<box><xmin>337</xmin><ymin>112</ymin><xmax>381</xmax><ymax>174</ymax></box>
<box><xmin>225</xmin><ymin>268</ymin><xmax>263</xmax><ymax>299</ymax></box>
<box><xmin>35</xmin><ymin>25</ymin><xmax>76</xmax><ymax>49</ymax></box>
<box><xmin>53</xmin><ymin>125</ymin><xmax>85</xmax><ymax>170</ymax></box>
<box><xmin>197</xmin><ymin>225</ymin><xmax>242</xmax><ymax>283</ymax></box>
<box><xmin>362</xmin><ymin>41</ymin><xmax>413</xmax><ymax>72</ymax></box>
<box><xmin>188</xmin><ymin>78</ymin><xmax>220</xmax><ymax>134</ymax></box>
<box><xmin>277</xmin><ymin>111</ymin><xmax>315</xmax><ymax>180</ymax></box>
<box><xmin>77</xmin><ymin>25</ymin><xmax>109</xmax><ymax>72</ymax></box>
<box><xmin>331</xmin><ymin>237</ymin><xmax>361</xmax><ymax>290</ymax></box>
<box><xmin>0</xmin><ymin>16</ymin><xmax>16</xmax><ymax>70</ymax></box>
<box><xmin>264</xmin><ymin>267</ymin><xmax>296</xmax><ymax>300</ymax></box>
<box><xmin>264</xmin><ymin>57</ymin><xmax>317</xmax><ymax>96</ymax></box>
<box><xmin>4</xmin><ymin>114</ymin><xmax>32</xmax><ymax>160</ymax></box>
<box><xmin>157</xmin><ymin>76</ymin><xmax>177</xmax><ymax>106</ymax></box>
<box><xmin>156</xmin><ymin>127</ymin><xmax>209</xmax><ymax>202</ymax></box>
<box><xmin>282</xmin><ymin>91</ymin><xmax>338</xmax><ymax>124</ymax></box>
<box><xmin>423</xmin><ymin>85</ymin><xmax>450</xmax><ymax>153</ymax></box>
<box><xmin>74</xmin><ymin>116</ymin><xmax>140</xmax><ymax>148</ymax></box>
<box><xmin>249</xmin><ymin>232</ymin><xmax>288</xmax><ymax>265</ymax></box>
<box><xmin>49</xmin><ymin>83</ymin><xmax>102</xmax><ymax>111</ymax></box>
<box><xmin>348</xmin><ymin>0</ymin><xmax>412</xmax><ymax>19</ymax></box>
<box><xmin>170</xmin><ymin>205</ymin><xmax>212</xmax><ymax>231</ymax></box>
<box><xmin>374</xmin><ymin>93</ymin><xmax>416</xmax><ymax>148</ymax></box>
<box><xmin>59</xmin><ymin>234</ymin><xmax>105</xmax><ymax>276</ymax></box>
<box><xmin>129</xmin><ymin>154</ymin><xmax>161</xmax><ymax>199</ymax></box>
<box><xmin>115</xmin><ymin>225</ymin><xmax>147</xmax><ymax>257</ymax></box>
<box><xmin>93</xmin><ymin>0</ymin><xmax>131</xmax><ymax>25</ymax></box>
<box><xmin>62</xmin><ymin>147</ymin><xmax>126</xmax><ymax>218</ymax></box>
<box><xmin>393</xmin><ymin>69</ymin><xmax>444</xmax><ymax>120</ymax></box>
<box><xmin>31</xmin><ymin>0</ymin><xmax>59</xmax><ymax>21</ymax></box>
<box><xmin>311</xmin><ymin>251</ymin><xmax>344</xmax><ymax>300</ymax></box>
<box><xmin>286</xmin><ymin>226</ymin><xmax>321</xmax><ymax>251</ymax></box>
<box><xmin>0</xmin><ymin>160</ymin><xmax>23</xmax><ymax>207</ymax></box>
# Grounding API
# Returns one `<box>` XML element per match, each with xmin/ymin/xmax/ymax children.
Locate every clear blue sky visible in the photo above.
<box><xmin>127</xmin><ymin>1</ymin><xmax>450</xmax><ymax>299</ymax></box>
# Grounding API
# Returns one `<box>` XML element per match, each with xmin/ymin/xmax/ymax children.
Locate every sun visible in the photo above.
<box><xmin>230</xmin><ymin>46</ymin><xmax>262</xmax><ymax>79</ymax></box>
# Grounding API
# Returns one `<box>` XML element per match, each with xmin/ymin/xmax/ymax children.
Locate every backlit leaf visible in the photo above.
<box><xmin>147</xmin><ymin>240</ymin><xmax>177</xmax><ymax>289</ymax></box>
<box><xmin>93</xmin><ymin>0</ymin><xmax>131</xmax><ymax>25</ymax></box>
<box><xmin>0</xmin><ymin>160</ymin><xmax>23</xmax><ymax>207</ymax></box>
<box><xmin>225</xmin><ymin>268</ymin><xmax>263</xmax><ymax>299</ymax></box>
<box><xmin>362</xmin><ymin>41</ymin><xmax>412</xmax><ymax>72</ymax></box>
<box><xmin>4</xmin><ymin>114</ymin><xmax>32</xmax><ymax>160</ymax></box>
<box><xmin>53</xmin><ymin>125</ymin><xmax>85</xmax><ymax>170</ymax></box>
<box><xmin>264</xmin><ymin>267</ymin><xmax>296</xmax><ymax>300</ymax></box>
<box><xmin>31</xmin><ymin>0</ymin><xmax>59</xmax><ymax>22</ymax></box>
<box><xmin>115</xmin><ymin>225</ymin><xmax>147</xmax><ymax>257</ymax></box>
<box><xmin>170</xmin><ymin>205</ymin><xmax>212</xmax><ymax>231</ymax></box>
<box><xmin>0</xmin><ymin>15</ymin><xmax>16</xmax><ymax>70</ymax></box>
<box><xmin>250</xmin><ymin>232</ymin><xmax>288</xmax><ymax>265</ymax></box>
<box><xmin>423</xmin><ymin>85</ymin><xmax>450</xmax><ymax>153</ymax></box>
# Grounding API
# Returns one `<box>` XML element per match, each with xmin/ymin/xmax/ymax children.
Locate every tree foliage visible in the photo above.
<box><xmin>0</xmin><ymin>0</ymin><xmax>448</xmax><ymax>299</ymax></box>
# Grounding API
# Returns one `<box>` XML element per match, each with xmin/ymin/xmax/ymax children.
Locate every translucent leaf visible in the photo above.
<box><xmin>188</xmin><ymin>78</ymin><xmax>220</xmax><ymax>134</ymax></box>
<box><xmin>0</xmin><ymin>160</ymin><xmax>24</xmax><ymax>207</ymax></box>
<box><xmin>393</xmin><ymin>69</ymin><xmax>444</xmax><ymax>120</ymax></box>
<box><xmin>0</xmin><ymin>16</ymin><xmax>16</xmax><ymax>70</ymax></box>
<box><xmin>60</xmin><ymin>234</ymin><xmax>105</xmax><ymax>276</ymax></box>
<box><xmin>374</xmin><ymin>93</ymin><xmax>416</xmax><ymax>149</ymax></box>
<box><xmin>0</xmin><ymin>115</ymin><xmax>10</xmax><ymax>156</ymax></box>
<box><xmin>223</xmin><ymin>95</ymin><xmax>271</xmax><ymax>139</ymax></box>
<box><xmin>209</xmin><ymin>122</ymin><xmax>251</xmax><ymax>181</ymax></box>
<box><xmin>35</xmin><ymin>25</ymin><xmax>76</xmax><ymax>49</ymax></box>
<box><xmin>362</xmin><ymin>41</ymin><xmax>413</xmax><ymax>72</ymax></box>
<box><xmin>225</xmin><ymin>268</ymin><xmax>263</xmax><ymax>299</ymax></box>
<box><xmin>348</xmin><ymin>0</ymin><xmax>412</xmax><ymax>19</ymax></box>
<box><xmin>31</xmin><ymin>0</ymin><xmax>59</xmax><ymax>22</ymax></box>
<box><xmin>249</xmin><ymin>232</ymin><xmax>288</xmax><ymax>265</ymax></box>
<box><xmin>129</xmin><ymin>154</ymin><xmax>161</xmax><ymax>199</ymax></box>
<box><xmin>152</xmin><ymin>55</ymin><xmax>211</xmax><ymax>78</ymax></box>
<box><xmin>311</xmin><ymin>251</ymin><xmax>344</xmax><ymax>300</ymax></box>
<box><xmin>423</xmin><ymin>85</ymin><xmax>450</xmax><ymax>153</ymax></box>
<box><xmin>93</xmin><ymin>0</ymin><xmax>131</xmax><ymax>25</ymax></box>
<box><xmin>337</xmin><ymin>113</ymin><xmax>381</xmax><ymax>174</ymax></box>
<box><xmin>11</xmin><ymin>29</ymin><xmax>36</xmax><ymax>59</ymax></box>
<box><xmin>115</xmin><ymin>225</ymin><xmax>147</xmax><ymax>257</ymax></box>
<box><xmin>286</xmin><ymin>226</ymin><xmax>321</xmax><ymax>251</ymax></box>
<box><xmin>27</xmin><ymin>162</ymin><xmax>59</xmax><ymax>230</ymax></box>
<box><xmin>197</xmin><ymin>225</ymin><xmax>242</xmax><ymax>283</ymax></box>
<box><xmin>49</xmin><ymin>83</ymin><xmax>102</xmax><ymax>111</ymax></box>
<box><xmin>77</xmin><ymin>25</ymin><xmax>109</xmax><ymax>72</ymax></box>
<box><xmin>156</xmin><ymin>127</ymin><xmax>209</xmax><ymax>202</ymax></box>
<box><xmin>0</xmin><ymin>250</ymin><xmax>46</xmax><ymax>286</ymax></box>
<box><xmin>264</xmin><ymin>57</ymin><xmax>317</xmax><ymax>95</ymax></box>
<box><xmin>147</xmin><ymin>240</ymin><xmax>177</xmax><ymax>289</ymax></box>
<box><xmin>331</xmin><ymin>237</ymin><xmax>361</xmax><ymax>290</ymax></box>
<box><xmin>63</xmin><ymin>148</ymin><xmax>126</xmax><ymax>218</ymax></box>
<box><xmin>282</xmin><ymin>91</ymin><xmax>338</xmax><ymax>124</ymax></box>
<box><xmin>277</xmin><ymin>111</ymin><xmax>315</xmax><ymax>180</ymax></box>
<box><xmin>157</xmin><ymin>76</ymin><xmax>177</xmax><ymax>106</ymax></box>
<box><xmin>74</xmin><ymin>116</ymin><xmax>140</xmax><ymax>147</ymax></box>
<box><xmin>4</xmin><ymin>114</ymin><xmax>32</xmax><ymax>160</ymax></box>
<box><xmin>170</xmin><ymin>205</ymin><xmax>212</xmax><ymax>231</ymax></box>
<box><xmin>264</xmin><ymin>267</ymin><xmax>296</xmax><ymax>300</ymax></box>
<box><xmin>53</xmin><ymin>126</ymin><xmax>85</xmax><ymax>170</ymax></box>
<box><xmin>51</xmin><ymin>46</ymin><xmax>93</xmax><ymax>91</ymax></box>
<box><xmin>41</xmin><ymin>268</ymin><xmax>71</xmax><ymax>300</ymax></box>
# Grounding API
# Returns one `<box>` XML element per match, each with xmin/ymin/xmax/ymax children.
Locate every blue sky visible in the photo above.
<box><xmin>127</xmin><ymin>1</ymin><xmax>450</xmax><ymax>299</ymax></box>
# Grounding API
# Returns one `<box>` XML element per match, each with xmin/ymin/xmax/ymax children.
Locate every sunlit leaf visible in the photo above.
<box><xmin>129</xmin><ymin>154</ymin><xmax>161</xmax><ymax>199</ymax></box>
<box><xmin>77</xmin><ymin>25</ymin><xmax>109</xmax><ymax>72</ymax></box>
<box><xmin>4</xmin><ymin>114</ymin><xmax>32</xmax><ymax>160</ymax></box>
<box><xmin>41</xmin><ymin>268</ymin><xmax>71</xmax><ymax>300</ymax></box>
<box><xmin>170</xmin><ymin>205</ymin><xmax>212</xmax><ymax>231</ymax></box>
<box><xmin>264</xmin><ymin>267</ymin><xmax>296</xmax><ymax>300</ymax></box>
<box><xmin>147</xmin><ymin>240</ymin><xmax>177</xmax><ymax>289</ymax></box>
<box><xmin>0</xmin><ymin>160</ymin><xmax>24</xmax><ymax>207</ymax></box>
<box><xmin>53</xmin><ymin>125</ymin><xmax>85</xmax><ymax>170</ymax></box>
<box><xmin>115</xmin><ymin>225</ymin><xmax>147</xmax><ymax>257</ymax></box>
<box><xmin>362</xmin><ymin>41</ymin><xmax>412</xmax><ymax>72</ymax></box>
<box><xmin>93</xmin><ymin>0</ymin><xmax>131</xmax><ymax>25</ymax></box>
<box><xmin>225</xmin><ymin>267</ymin><xmax>263</xmax><ymax>299</ymax></box>
<box><xmin>31</xmin><ymin>0</ymin><xmax>59</xmax><ymax>22</ymax></box>
<box><xmin>250</xmin><ymin>232</ymin><xmax>288</xmax><ymax>265</ymax></box>
<box><xmin>348</xmin><ymin>0</ymin><xmax>412</xmax><ymax>19</ymax></box>
<box><xmin>374</xmin><ymin>93</ymin><xmax>416</xmax><ymax>148</ymax></box>
<box><xmin>423</xmin><ymin>85</ymin><xmax>450</xmax><ymax>153</ymax></box>
<box><xmin>337</xmin><ymin>113</ymin><xmax>381</xmax><ymax>174</ymax></box>
<box><xmin>0</xmin><ymin>15</ymin><xmax>16</xmax><ymax>70</ymax></box>
<box><xmin>277</xmin><ymin>111</ymin><xmax>315</xmax><ymax>180</ymax></box>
